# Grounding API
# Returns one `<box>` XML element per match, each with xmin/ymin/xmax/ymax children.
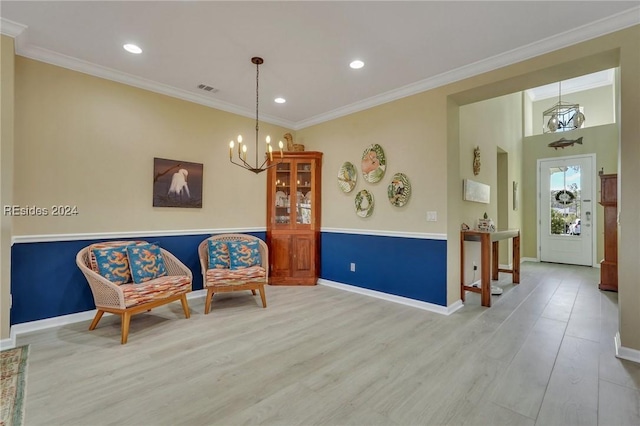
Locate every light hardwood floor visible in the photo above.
<box><xmin>17</xmin><ymin>262</ymin><xmax>640</xmax><ymax>425</ymax></box>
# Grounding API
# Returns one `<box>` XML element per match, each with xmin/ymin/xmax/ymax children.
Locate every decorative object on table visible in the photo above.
<box><xmin>461</xmin><ymin>223</ymin><xmax>470</xmax><ymax>231</ymax></box>
<box><xmin>463</xmin><ymin>179</ymin><xmax>490</xmax><ymax>204</ymax></box>
<box><xmin>227</xmin><ymin>57</ymin><xmax>284</xmax><ymax>174</ymax></box>
<box><xmin>355</xmin><ymin>189</ymin><xmax>374</xmax><ymax>217</ymax></box>
<box><xmin>476</xmin><ymin>212</ymin><xmax>496</xmax><ymax>232</ymax></box>
<box><xmin>283</xmin><ymin>132</ymin><xmax>304</xmax><ymax>152</ymax></box>
<box><xmin>153</xmin><ymin>157</ymin><xmax>203</xmax><ymax>208</ymax></box>
<box><xmin>543</xmin><ymin>80</ymin><xmax>586</xmax><ymax>133</ymax></box>
<box><xmin>1</xmin><ymin>345</ymin><xmax>29</xmax><ymax>426</ymax></box>
<box><xmin>548</xmin><ymin>136</ymin><xmax>583</xmax><ymax>150</ymax></box>
<box><xmin>513</xmin><ymin>181</ymin><xmax>519</xmax><ymax>210</ymax></box>
<box><xmin>361</xmin><ymin>144</ymin><xmax>386</xmax><ymax>183</ymax></box>
<box><xmin>338</xmin><ymin>161</ymin><xmax>357</xmax><ymax>193</ymax></box>
<box><xmin>473</xmin><ymin>146</ymin><xmax>481</xmax><ymax>175</ymax></box>
<box><xmin>387</xmin><ymin>172</ymin><xmax>411</xmax><ymax>207</ymax></box>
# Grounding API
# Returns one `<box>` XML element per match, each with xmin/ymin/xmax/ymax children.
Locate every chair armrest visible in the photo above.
<box><xmin>161</xmin><ymin>249</ymin><xmax>193</xmax><ymax>281</ymax></box>
<box><xmin>76</xmin><ymin>250</ymin><xmax>126</xmax><ymax>309</ymax></box>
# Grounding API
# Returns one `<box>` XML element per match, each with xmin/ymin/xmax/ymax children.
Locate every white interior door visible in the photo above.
<box><xmin>538</xmin><ymin>155</ymin><xmax>594</xmax><ymax>266</ymax></box>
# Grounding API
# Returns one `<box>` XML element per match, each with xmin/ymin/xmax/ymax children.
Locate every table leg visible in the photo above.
<box><xmin>460</xmin><ymin>232</ymin><xmax>466</xmax><ymax>302</ymax></box>
<box><xmin>513</xmin><ymin>234</ymin><xmax>520</xmax><ymax>283</ymax></box>
<box><xmin>481</xmin><ymin>234</ymin><xmax>491</xmax><ymax>307</ymax></box>
<box><xmin>492</xmin><ymin>241</ymin><xmax>499</xmax><ymax>281</ymax></box>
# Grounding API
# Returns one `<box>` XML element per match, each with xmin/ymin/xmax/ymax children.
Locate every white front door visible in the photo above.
<box><xmin>538</xmin><ymin>155</ymin><xmax>595</xmax><ymax>266</ymax></box>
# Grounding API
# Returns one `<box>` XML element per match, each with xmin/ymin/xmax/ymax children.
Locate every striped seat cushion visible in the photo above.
<box><xmin>120</xmin><ymin>275</ymin><xmax>191</xmax><ymax>308</ymax></box>
<box><xmin>205</xmin><ymin>266</ymin><xmax>266</xmax><ymax>287</ymax></box>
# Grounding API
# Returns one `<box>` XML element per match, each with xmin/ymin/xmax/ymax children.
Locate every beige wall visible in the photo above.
<box><xmin>296</xmin><ymin>90</ymin><xmax>449</xmax><ymax>235</ymax></box>
<box><xmin>1</xmin><ymin>35</ymin><xmax>15</xmax><ymax>341</ymax></box>
<box><xmin>13</xmin><ymin>58</ymin><xmax>292</xmax><ymax>236</ymax></box>
<box><xmin>616</xmin><ymin>28</ymin><xmax>640</xmax><ymax>352</ymax></box>
<box><xmin>459</xmin><ymin>92</ymin><xmax>524</xmax><ymax>284</ymax></box>
<box><xmin>532</xmin><ymin>84</ymin><xmax>615</xmax><ymax>135</ymax></box>
<box><xmin>522</xmin><ymin>124</ymin><xmax>619</xmax><ymax>262</ymax></box>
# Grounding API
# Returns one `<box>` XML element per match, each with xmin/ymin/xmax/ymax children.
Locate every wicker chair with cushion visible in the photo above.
<box><xmin>76</xmin><ymin>240</ymin><xmax>192</xmax><ymax>344</ymax></box>
<box><xmin>198</xmin><ymin>234</ymin><xmax>268</xmax><ymax>314</ymax></box>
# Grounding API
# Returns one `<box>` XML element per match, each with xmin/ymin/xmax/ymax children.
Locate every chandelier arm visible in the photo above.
<box><xmin>255</xmin><ymin>59</ymin><xmax>260</xmax><ymax>169</ymax></box>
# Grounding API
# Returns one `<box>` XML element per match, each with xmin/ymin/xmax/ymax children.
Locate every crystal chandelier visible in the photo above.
<box><xmin>542</xmin><ymin>81</ymin><xmax>585</xmax><ymax>133</ymax></box>
<box><xmin>229</xmin><ymin>57</ymin><xmax>283</xmax><ymax>173</ymax></box>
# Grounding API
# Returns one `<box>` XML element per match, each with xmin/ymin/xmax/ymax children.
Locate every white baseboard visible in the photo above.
<box><xmin>317</xmin><ymin>278</ymin><xmax>463</xmax><ymax>316</ymax></box>
<box><xmin>521</xmin><ymin>257</ymin><xmax>539</xmax><ymax>263</ymax></box>
<box><xmin>498</xmin><ymin>263</ymin><xmax>513</xmax><ymax>270</ymax></box>
<box><xmin>1</xmin><ymin>290</ymin><xmax>207</xmax><ymax>350</ymax></box>
<box><xmin>615</xmin><ymin>332</ymin><xmax>640</xmax><ymax>364</ymax></box>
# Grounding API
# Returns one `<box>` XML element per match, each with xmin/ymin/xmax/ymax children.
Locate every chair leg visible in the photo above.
<box><xmin>180</xmin><ymin>294</ymin><xmax>190</xmax><ymax>319</ymax></box>
<box><xmin>251</xmin><ymin>289</ymin><xmax>257</xmax><ymax>295</ymax></box>
<box><xmin>89</xmin><ymin>310</ymin><xmax>105</xmax><ymax>330</ymax></box>
<box><xmin>258</xmin><ymin>285</ymin><xmax>267</xmax><ymax>308</ymax></box>
<box><xmin>204</xmin><ymin>288</ymin><xmax>214</xmax><ymax>315</ymax></box>
<box><xmin>121</xmin><ymin>312</ymin><xmax>131</xmax><ymax>345</ymax></box>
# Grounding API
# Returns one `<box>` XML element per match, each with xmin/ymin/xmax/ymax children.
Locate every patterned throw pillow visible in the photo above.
<box><xmin>207</xmin><ymin>240</ymin><xmax>230</xmax><ymax>269</ymax></box>
<box><xmin>92</xmin><ymin>245</ymin><xmax>133</xmax><ymax>284</ymax></box>
<box><xmin>126</xmin><ymin>243</ymin><xmax>168</xmax><ymax>284</ymax></box>
<box><xmin>228</xmin><ymin>240</ymin><xmax>262</xmax><ymax>270</ymax></box>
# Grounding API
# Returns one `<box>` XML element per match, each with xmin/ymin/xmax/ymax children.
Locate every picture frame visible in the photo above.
<box><xmin>463</xmin><ymin>179</ymin><xmax>490</xmax><ymax>204</ymax></box>
<box><xmin>153</xmin><ymin>157</ymin><xmax>203</xmax><ymax>208</ymax></box>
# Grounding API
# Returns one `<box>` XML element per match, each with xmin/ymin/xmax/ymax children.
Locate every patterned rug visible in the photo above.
<box><xmin>1</xmin><ymin>345</ymin><xmax>29</xmax><ymax>426</ymax></box>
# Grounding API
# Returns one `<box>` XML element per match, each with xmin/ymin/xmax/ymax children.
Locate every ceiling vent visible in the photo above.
<box><xmin>197</xmin><ymin>84</ymin><xmax>219</xmax><ymax>93</ymax></box>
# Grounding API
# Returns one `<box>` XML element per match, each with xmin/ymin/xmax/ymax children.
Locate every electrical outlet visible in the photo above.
<box><xmin>426</xmin><ymin>211</ymin><xmax>437</xmax><ymax>222</ymax></box>
<box><xmin>473</xmin><ymin>265</ymin><xmax>478</xmax><ymax>271</ymax></box>
<box><xmin>350</xmin><ymin>263</ymin><xmax>356</xmax><ymax>272</ymax></box>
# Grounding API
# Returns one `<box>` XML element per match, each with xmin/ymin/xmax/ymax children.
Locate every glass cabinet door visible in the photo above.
<box><xmin>274</xmin><ymin>162</ymin><xmax>291</xmax><ymax>225</ymax></box>
<box><xmin>296</xmin><ymin>161</ymin><xmax>313</xmax><ymax>225</ymax></box>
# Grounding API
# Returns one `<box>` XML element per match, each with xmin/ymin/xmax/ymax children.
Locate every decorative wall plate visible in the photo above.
<box><xmin>387</xmin><ymin>173</ymin><xmax>411</xmax><ymax>207</ymax></box>
<box><xmin>338</xmin><ymin>162</ymin><xmax>357</xmax><ymax>193</ymax></box>
<box><xmin>355</xmin><ymin>189</ymin><xmax>374</xmax><ymax>218</ymax></box>
<box><xmin>361</xmin><ymin>144</ymin><xmax>386</xmax><ymax>183</ymax></box>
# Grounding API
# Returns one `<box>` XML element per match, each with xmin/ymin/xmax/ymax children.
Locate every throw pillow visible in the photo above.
<box><xmin>228</xmin><ymin>240</ymin><xmax>262</xmax><ymax>270</ymax></box>
<box><xmin>207</xmin><ymin>240</ymin><xmax>230</xmax><ymax>269</ymax></box>
<box><xmin>127</xmin><ymin>243</ymin><xmax>168</xmax><ymax>284</ymax></box>
<box><xmin>92</xmin><ymin>245</ymin><xmax>133</xmax><ymax>285</ymax></box>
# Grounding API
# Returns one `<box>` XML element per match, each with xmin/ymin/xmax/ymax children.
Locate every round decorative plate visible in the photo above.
<box><xmin>338</xmin><ymin>162</ymin><xmax>357</xmax><ymax>193</ymax></box>
<box><xmin>361</xmin><ymin>144</ymin><xmax>386</xmax><ymax>183</ymax></box>
<box><xmin>355</xmin><ymin>189</ymin><xmax>374</xmax><ymax>218</ymax></box>
<box><xmin>387</xmin><ymin>173</ymin><xmax>411</xmax><ymax>207</ymax></box>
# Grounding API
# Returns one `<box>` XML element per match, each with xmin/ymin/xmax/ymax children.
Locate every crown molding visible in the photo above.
<box><xmin>6</xmin><ymin>6</ymin><xmax>638</xmax><ymax>131</ymax></box>
<box><xmin>15</xmin><ymin>44</ymin><xmax>297</xmax><ymax>130</ymax></box>
<box><xmin>293</xmin><ymin>7</ymin><xmax>640</xmax><ymax>130</ymax></box>
<box><xmin>0</xmin><ymin>17</ymin><xmax>27</xmax><ymax>37</ymax></box>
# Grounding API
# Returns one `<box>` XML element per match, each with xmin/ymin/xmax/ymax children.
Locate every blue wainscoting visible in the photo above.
<box><xmin>320</xmin><ymin>232</ymin><xmax>447</xmax><ymax>306</ymax></box>
<box><xmin>10</xmin><ymin>232</ymin><xmax>266</xmax><ymax>325</ymax></box>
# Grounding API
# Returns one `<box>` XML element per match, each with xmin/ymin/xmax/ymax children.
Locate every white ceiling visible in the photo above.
<box><xmin>1</xmin><ymin>1</ymin><xmax>638</xmax><ymax>129</ymax></box>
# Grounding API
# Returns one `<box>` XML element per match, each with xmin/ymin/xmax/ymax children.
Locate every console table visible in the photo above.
<box><xmin>460</xmin><ymin>229</ymin><xmax>520</xmax><ymax>307</ymax></box>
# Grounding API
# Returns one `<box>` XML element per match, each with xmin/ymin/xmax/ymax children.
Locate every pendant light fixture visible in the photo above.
<box><xmin>228</xmin><ymin>57</ymin><xmax>284</xmax><ymax>174</ymax></box>
<box><xmin>542</xmin><ymin>81</ymin><xmax>585</xmax><ymax>133</ymax></box>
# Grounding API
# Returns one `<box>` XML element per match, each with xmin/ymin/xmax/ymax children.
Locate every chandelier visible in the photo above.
<box><xmin>229</xmin><ymin>57</ymin><xmax>283</xmax><ymax>173</ymax></box>
<box><xmin>542</xmin><ymin>81</ymin><xmax>585</xmax><ymax>133</ymax></box>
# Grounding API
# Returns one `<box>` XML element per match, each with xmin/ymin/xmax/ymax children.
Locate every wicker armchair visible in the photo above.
<box><xmin>198</xmin><ymin>234</ymin><xmax>268</xmax><ymax>314</ymax></box>
<box><xmin>76</xmin><ymin>241</ymin><xmax>192</xmax><ymax>344</ymax></box>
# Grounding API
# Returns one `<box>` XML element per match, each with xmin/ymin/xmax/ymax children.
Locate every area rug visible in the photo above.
<box><xmin>1</xmin><ymin>345</ymin><xmax>29</xmax><ymax>426</ymax></box>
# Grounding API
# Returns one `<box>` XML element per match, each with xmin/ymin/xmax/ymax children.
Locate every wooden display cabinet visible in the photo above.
<box><xmin>598</xmin><ymin>173</ymin><xmax>617</xmax><ymax>292</ymax></box>
<box><xmin>267</xmin><ymin>151</ymin><xmax>322</xmax><ymax>285</ymax></box>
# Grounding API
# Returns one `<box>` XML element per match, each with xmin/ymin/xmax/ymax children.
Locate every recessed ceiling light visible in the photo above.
<box><xmin>274</xmin><ymin>97</ymin><xmax>286</xmax><ymax>104</ymax></box>
<box><xmin>123</xmin><ymin>44</ymin><xmax>142</xmax><ymax>54</ymax></box>
<box><xmin>350</xmin><ymin>60</ymin><xmax>364</xmax><ymax>69</ymax></box>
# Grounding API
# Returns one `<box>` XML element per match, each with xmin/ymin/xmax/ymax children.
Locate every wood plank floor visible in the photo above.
<box><xmin>17</xmin><ymin>262</ymin><xmax>640</xmax><ymax>425</ymax></box>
